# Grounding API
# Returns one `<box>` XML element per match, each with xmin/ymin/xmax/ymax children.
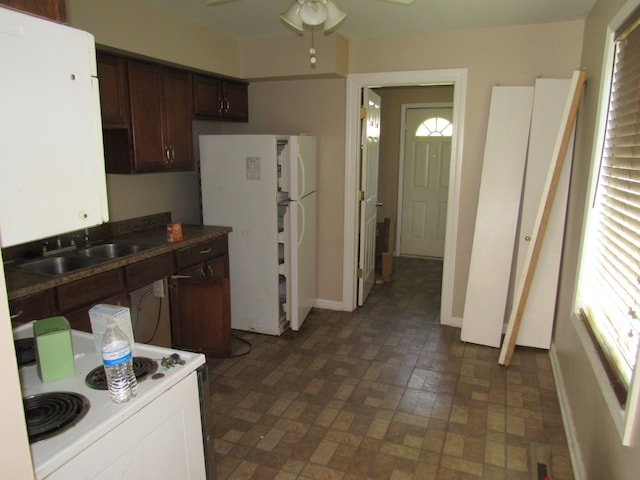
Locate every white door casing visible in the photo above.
<box><xmin>357</xmin><ymin>89</ymin><xmax>381</xmax><ymax>306</ymax></box>
<box><xmin>399</xmin><ymin>107</ymin><xmax>452</xmax><ymax>258</ymax></box>
<box><xmin>343</xmin><ymin>69</ymin><xmax>467</xmax><ymax>327</ymax></box>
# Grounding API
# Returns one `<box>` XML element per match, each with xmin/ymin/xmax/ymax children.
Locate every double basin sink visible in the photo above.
<box><xmin>9</xmin><ymin>243</ymin><xmax>151</xmax><ymax>277</ymax></box>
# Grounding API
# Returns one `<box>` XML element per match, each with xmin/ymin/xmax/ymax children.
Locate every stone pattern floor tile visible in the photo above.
<box><xmin>207</xmin><ymin>257</ymin><xmax>574</xmax><ymax>479</ymax></box>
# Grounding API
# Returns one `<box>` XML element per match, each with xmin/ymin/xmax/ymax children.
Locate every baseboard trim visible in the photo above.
<box><xmin>314</xmin><ymin>298</ymin><xmax>345</xmax><ymax>311</ymax></box>
<box><xmin>549</xmin><ymin>344</ymin><xmax>586</xmax><ymax>480</ymax></box>
<box><xmin>441</xmin><ymin>315</ymin><xmax>463</xmax><ymax>328</ymax></box>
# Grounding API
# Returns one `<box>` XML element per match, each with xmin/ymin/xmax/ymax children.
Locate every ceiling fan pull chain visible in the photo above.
<box><xmin>309</xmin><ymin>26</ymin><xmax>317</xmax><ymax>66</ymax></box>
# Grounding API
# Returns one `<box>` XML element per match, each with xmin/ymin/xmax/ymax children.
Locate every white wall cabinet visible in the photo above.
<box><xmin>0</xmin><ymin>7</ymin><xmax>108</xmax><ymax>247</ymax></box>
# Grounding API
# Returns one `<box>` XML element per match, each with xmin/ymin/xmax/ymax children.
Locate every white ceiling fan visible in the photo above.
<box><xmin>205</xmin><ymin>0</ymin><xmax>415</xmax><ymax>66</ymax></box>
<box><xmin>206</xmin><ymin>0</ymin><xmax>415</xmax><ymax>32</ymax></box>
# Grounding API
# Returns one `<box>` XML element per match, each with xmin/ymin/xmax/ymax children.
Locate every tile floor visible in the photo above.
<box><xmin>207</xmin><ymin>257</ymin><xmax>574</xmax><ymax>479</ymax></box>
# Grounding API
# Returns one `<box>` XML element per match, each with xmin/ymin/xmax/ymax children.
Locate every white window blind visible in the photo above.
<box><xmin>582</xmin><ymin>11</ymin><xmax>640</xmax><ymax>400</ymax></box>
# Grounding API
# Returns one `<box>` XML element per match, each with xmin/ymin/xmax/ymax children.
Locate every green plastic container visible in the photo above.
<box><xmin>34</xmin><ymin>316</ymin><xmax>75</xmax><ymax>382</ymax></box>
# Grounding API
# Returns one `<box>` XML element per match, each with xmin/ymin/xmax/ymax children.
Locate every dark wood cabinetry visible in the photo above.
<box><xmin>0</xmin><ymin>0</ymin><xmax>66</xmax><ymax>22</ymax></box>
<box><xmin>96</xmin><ymin>53</ymin><xmax>129</xmax><ymax>126</ymax></box>
<box><xmin>8</xmin><ymin>290</ymin><xmax>56</xmax><ymax>325</ymax></box>
<box><xmin>6</xmin><ymin>231</ymin><xmax>232</xmax><ymax>356</ymax></box>
<box><xmin>128</xmin><ymin>62</ymin><xmax>193</xmax><ymax>172</ymax></box>
<box><xmin>171</xmin><ymin>235</ymin><xmax>231</xmax><ymax>356</ymax></box>
<box><xmin>100</xmin><ymin>58</ymin><xmax>194</xmax><ymax>174</ymax></box>
<box><xmin>193</xmin><ymin>74</ymin><xmax>248</xmax><ymax>122</ymax></box>
<box><xmin>97</xmin><ymin>50</ymin><xmax>248</xmax><ymax>174</ymax></box>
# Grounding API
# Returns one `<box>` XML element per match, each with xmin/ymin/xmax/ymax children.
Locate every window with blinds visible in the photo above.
<box><xmin>580</xmin><ymin>9</ymin><xmax>640</xmax><ymax>405</ymax></box>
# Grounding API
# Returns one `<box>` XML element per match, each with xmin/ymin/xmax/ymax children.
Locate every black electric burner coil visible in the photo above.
<box><xmin>23</xmin><ymin>392</ymin><xmax>90</xmax><ymax>443</ymax></box>
<box><xmin>85</xmin><ymin>357</ymin><xmax>158</xmax><ymax>390</ymax></box>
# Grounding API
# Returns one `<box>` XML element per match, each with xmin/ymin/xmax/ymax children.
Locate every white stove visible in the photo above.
<box><xmin>13</xmin><ymin>322</ymin><xmax>209</xmax><ymax>480</ymax></box>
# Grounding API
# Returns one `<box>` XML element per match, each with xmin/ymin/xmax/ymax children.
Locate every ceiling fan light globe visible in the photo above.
<box><xmin>299</xmin><ymin>1</ymin><xmax>328</xmax><ymax>26</ymax></box>
<box><xmin>323</xmin><ymin>1</ymin><xmax>346</xmax><ymax>30</ymax></box>
<box><xmin>280</xmin><ymin>0</ymin><xmax>305</xmax><ymax>32</ymax></box>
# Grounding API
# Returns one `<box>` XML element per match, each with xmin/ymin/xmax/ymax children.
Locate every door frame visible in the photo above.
<box><xmin>343</xmin><ymin>69</ymin><xmax>467</xmax><ymax>327</ymax></box>
<box><xmin>396</xmin><ymin>102</ymin><xmax>453</xmax><ymax>257</ymax></box>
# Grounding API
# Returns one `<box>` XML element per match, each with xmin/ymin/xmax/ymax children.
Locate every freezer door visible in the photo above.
<box><xmin>289</xmin><ymin>135</ymin><xmax>317</xmax><ymax>199</ymax></box>
<box><xmin>289</xmin><ymin>192</ymin><xmax>317</xmax><ymax>330</ymax></box>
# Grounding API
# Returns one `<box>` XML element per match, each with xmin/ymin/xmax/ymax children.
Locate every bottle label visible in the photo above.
<box><xmin>103</xmin><ymin>347</ymin><xmax>132</xmax><ymax>366</ymax></box>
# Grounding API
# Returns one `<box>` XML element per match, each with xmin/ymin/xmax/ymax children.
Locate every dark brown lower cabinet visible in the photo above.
<box><xmin>169</xmin><ymin>276</ymin><xmax>231</xmax><ymax>357</ymax></box>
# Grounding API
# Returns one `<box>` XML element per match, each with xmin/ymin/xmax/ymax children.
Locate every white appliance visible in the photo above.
<box><xmin>13</xmin><ymin>323</ymin><xmax>210</xmax><ymax>480</ymax></box>
<box><xmin>0</xmin><ymin>7</ymin><xmax>109</xmax><ymax>247</ymax></box>
<box><xmin>199</xmin><ymin>134</ymin><xmax>317</xmax><ymax>335</ymax></box>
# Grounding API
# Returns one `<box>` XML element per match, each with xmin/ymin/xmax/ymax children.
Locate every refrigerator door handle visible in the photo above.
<box><xmin>297</xmin><ymin>152</ymin><xmax>306</xmax><ymax>198</ymax></box>
<box><xmin>297</xmin><ymin>199</ymin><xmax>306</xmax><ymax>247</ymax></box>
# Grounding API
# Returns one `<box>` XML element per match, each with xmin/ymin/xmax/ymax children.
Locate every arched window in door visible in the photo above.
<box><xmin>416</xmin><ymin>117</ymin><xmax>453</xmax><ymax>137</ymax></box>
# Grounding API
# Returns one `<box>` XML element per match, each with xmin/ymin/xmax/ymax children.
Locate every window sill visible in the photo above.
<box><xmin>572</xmin><ymin>311</ymin><xmax>638</xmax><ymax>446</ymax></box>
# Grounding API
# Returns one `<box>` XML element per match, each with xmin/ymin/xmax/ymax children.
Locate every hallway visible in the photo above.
<box><xmin>207</xmin><ymin>257</ymin><xmax>574</xmax><ymax>479</ymax></box>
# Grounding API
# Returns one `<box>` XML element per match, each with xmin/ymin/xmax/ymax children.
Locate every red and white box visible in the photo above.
<box><xmin>167</xmin><ymin>223</ymin><xmax>183</xmax><ymax>243</ymax></box>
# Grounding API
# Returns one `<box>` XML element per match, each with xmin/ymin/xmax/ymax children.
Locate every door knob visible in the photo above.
<box><xmin>376</xmin><ymin>201</ymin><xmax>384</xmax><ymax>207</ymax></box>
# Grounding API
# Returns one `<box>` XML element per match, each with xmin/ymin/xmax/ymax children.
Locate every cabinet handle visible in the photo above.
<box><xmin>219</xmin><ymin>98</ymin><xmax>224</xmax><ymax>113</ymax></box>
<box><xmin>10</xmin><ymin>310</ymin><xmax>23</xmax><ymax>320</ymax></box>
<box><xmin>199</xmin><ymin>247</ymin><xmax>212</xmax><ymax>255</ymax></box>
<box><xmin>207</xmin><ymin>265</ymin><xmax>214</xmax><ymax>276</ymax></box>
<box><xmin>164</xmin><ymin>147</ymin><xmax>171</xmax><ymax>164</ymax></box>
<box><xmin>199</xmin><ymin>268</ymin><xmax>206</xmax><ymax>277</ymax></box>
<box><xmin>224</xmin><ymin>98</ymin><xmax>230</xmax><ymax>112</ymax></box>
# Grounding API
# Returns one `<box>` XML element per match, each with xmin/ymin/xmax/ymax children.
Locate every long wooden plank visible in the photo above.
<box><xmin>498</xmin><ymin>70</ymin><xmax>586</xmax><ymax>366</ymax></box>
<box><xmin>461</xmin><ymin>86</ymin><xmax>534</xmax><ymax>348</ymax></box>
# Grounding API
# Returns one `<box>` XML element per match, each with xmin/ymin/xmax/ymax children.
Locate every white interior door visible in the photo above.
<box><xmin>400</xmin><ymin>108</ymin><xmax>452</xmax><ymax>257</ymax></box>
<box><xmin>460</xmin><ymin>86</ymin><xmax>534</xmax><ymax>347</ymax></box>
<box><xmin>357</xmin><ymin>89</ymin><xmax>381</xmax><ymax>306</ymax></box>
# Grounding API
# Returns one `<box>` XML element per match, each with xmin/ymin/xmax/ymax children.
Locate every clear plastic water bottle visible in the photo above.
<box><xmin>101</xmin><ymin>321</ymin><xmax>138</xmax><ymax>403</ymax></box>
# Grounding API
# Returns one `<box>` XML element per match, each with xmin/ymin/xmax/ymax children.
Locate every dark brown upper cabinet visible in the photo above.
<box><xmin>99</xmin><ymin>57</ymin><xmax>193</xmax><ymax>174</ymax></box>
<box><xmin>0</xmin><ymin>0</ymin><xmax>66</xmax><ymax>22</ymax></box>
<box><xmin>97</xmin><ymin>50</ymin><xmax>248</xmax><ymax>174</ymax></box>
<box><xmin>193</xmin><ymin>74</ymin><xmax>248</xmax><ymax>122</ymax></box>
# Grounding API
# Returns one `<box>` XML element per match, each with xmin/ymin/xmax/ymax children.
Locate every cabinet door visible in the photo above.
<box><xmin>170</xmin><ymin>276</ymin><xmax>231</xmax><ymax>357</ymax></box>
<box><xmin>163</xmin><ymin>68</ymin><xmax>193</xmax><ymax>170</ymax></box>
<box><xmin>205</xmin><ymin>255</ymin><xmax>228</xmax><ymax>278</ymax></box>
<box><xmin>9</xmin><ymin>290</ymin><xmax>56</xmax><ymax>325</ymax></box>
<box><xmin>127</xmin><ymin>61</ymin><xmax>166</xmax><ymax>172</ymax></box>
<box><xmin>97</xmin><ymin>53</ymin><xmax>129</xmax><ymax>126</ymax></box>
<box><xmin>222</xmin><ymin>81</ymin><xmax>248</xmax><ymax>121</ymax></box>
<box><xmin>65</xmin><ymin>292</ymin><xmax>129</xmax><ymax>333</ymax></box>
<box><xmin>193</xmin><ymin>74</ymin><xmax>222</xmax><ymax>118</ymax></box>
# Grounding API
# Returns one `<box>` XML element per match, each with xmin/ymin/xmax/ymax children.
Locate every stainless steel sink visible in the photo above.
<box><xmin>77</xmin><ymin>243</ymin><xmax>150</xmax><ymax>259</ymax></box>
<box><xmin>12</xmin><ymin>255</ymin><xmax>105</xmax><ymax>276</ymax></box>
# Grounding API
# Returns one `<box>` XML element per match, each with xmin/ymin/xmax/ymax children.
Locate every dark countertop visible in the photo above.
<box><xmin>4</xmin><ymin>220</ymin><xmax>232</xmax><ymax>301</ymax></box>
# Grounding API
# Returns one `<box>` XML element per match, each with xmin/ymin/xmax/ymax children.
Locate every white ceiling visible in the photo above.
<box><xmin>138</xmin><ymin>0</ymin><xmax>596</xmax><ymax>40</ymax></box>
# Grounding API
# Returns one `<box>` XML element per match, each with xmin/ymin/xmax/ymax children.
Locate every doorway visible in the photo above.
<box><xmin>398</xmin><ymin>105</ymin><xmax>452</xmax><ymax>258</ymax></box>
<box><xmin>343</xmin><ymin>69</ymin><xmax>467</xmax><ymax>327</ymax></box>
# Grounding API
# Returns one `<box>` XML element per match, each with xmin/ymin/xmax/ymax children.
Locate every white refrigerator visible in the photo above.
<box><xmin>199</xmin><ymin>134</ymin><xmax>317</xmax><ymax>335</ymax></box>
